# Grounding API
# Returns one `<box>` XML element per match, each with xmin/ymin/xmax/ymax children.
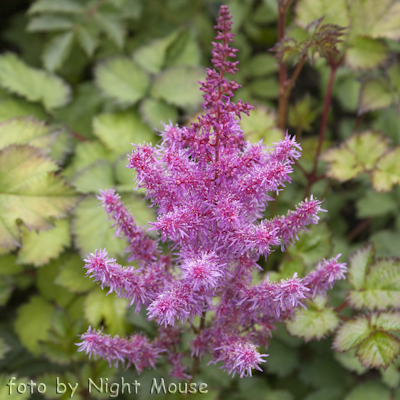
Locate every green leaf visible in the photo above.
<box><xmin>93</xmin><ymin>111</ymin><xmax>155</xmax><ymax>154</ymax></box>
<box><xmin>359</xmin><ymin>78</ymin><xmax>397</xmax><ymax>114</ymax></box>
<box><xmin>84</xmin><ymin>288</ymin><xmax>128</xmax><ymax>335</ymax></box>
<box><xmin>346</xmin><ymin>37</ymin><xmax>388</xmax><ymax>70</ymax></box>
<box><xmin>42</xmin><ymin>31</ymin><xmax>74</xmax><ymax>72</ymax></box>
<box><xmin>27</xmin><ymin>15</ymin><xmax>75</xmax><ymax>32</ymax></box>
<box><xmin>356</xmin><ymin>190</ymin><xmax>398</xmax><ymax>218</ymax></box>
<box><xmin>243</xmin><ymin>54</ymin><xmax>279</xmax><ymax>78</ymax></box>
<box><xmin>55</xmin><ymin>254</ymin><xmax>96</xmax><ymax>293</ymax></box>
<box><xmin>16</xmin><ymin>218</ymin><xmax>70</xmax><ymax>266</ymax></box>
<box><xmin>333</xmin><ymin>317</ymin><xmax>371</xmax><ymax>352</ymax></box>
<box><xmin>164</xmin><ymin>29</ymin><xmax>201</xmax><ymax>68</ymax></box>
<box><xmin>0</xmin><ymin>254</ymin><xmax>23</xmax><ymax>275</ymax></box>
<box><xmin>240</xmin><ymin>106</ymin><xmax>283</xmax><ymax>144</ymax></box>
<box><xmin>249</xmin><ymin>77</ymin><xmax>280</xmax><ymax>99</ymax></box>
<box><xmin>150</xmin><ymin>66</ymin><xmax>205</xmax><ymax>108</ymax></box>
<box><xmin>71</xmin><ymin>160</ymin><xmax>114</xmax><ymax>194</ymax></box>
<box><xmin>345</xmin><ymin>381</ymin><xmax>390</xmax><ymax>400</ymax></box>
<box><xmin>77</xmin><ymin>25</ymin><xmax>98</xmax><ymax>57</ymax></box>
<box><xmin>286</xmin><ymin>296</ymin><xmax>340</xmax><ymax>341</ymax></box>
<box><xmin>388</xmin><ymin>63</ymin><xmax>400</xmax><ymax>91</ymax></box>
<box><xmin>0</xmin><ymin>336</ymin><xmax>10</xmax><ymax>360</ymax></box>
<box><xmin>0</xmin><ymin>375</ymin><xmax>31</xmax><ymax>400</ymax></box>
<box><xmin>296</xmin><ymin>0</ymin><xmax>349</xmax><ymax>27</ymax></box>
<box><xmin>356</xmin><ymin>331</ymin><xmax>400</xmax><ymax>369</ymax></box>
<box><xmin>347</xmin><ymin>244</ymin><xmax>374</xmax><ymax>290</ymax></box>
<box><xmin>371</xmin><ymin>312</ymin><xmax>400</xmax><ymax>332</ymax></box>
<box><xmin>372</xmin><ymin>147</ymin><xmax>400</xmax><ymax>192</ymax></box>
<box><xmin>322</xmin><ymin>131</ymin><xmax>390</xmax><ymax>181</ymax></box>
<box><xmin>0</xmin><ymin>53</ymin><xmax>71</xmax><ymax>110</ymax></box>
<box><xmin>0</xmin><ymin>145</ymin><xmax>78</xmax><ymax>248</ymax></box>
<box><xmin>380</xmin><ymin>364</ymin><xmax>400</xmax><ymax>388</ymax></box>
<box><xmin>349</xmin><ymin>0</ymin><xmax>400</xmax><ymax>40</ymax></box>
<box><xmin>304</xmin><ymin>388</ymin><xmax>344</xmax><ymax>400</ymax></box>
<box><xmin>334</xmin><ymin>348</ymin><xmax>367</xmax><ymax>375</ymax></box>
<box><xmin>41</xmin><ymin>341</ymin><xmax>72</xmax><ymax>365</ymax></box>
<box><xmin>0</xmin><ymin>276</ymin><xmax>13</xmax><ymax>305</ymax></box>
<box><xmin>14</xmin><ymin>295</ymin><xmax>54</xmax><ymax>354</ymax></box>
<box><xmin>94</xmin><ymin>13</ymin><xmax>125</xmax><ymax>48</ymax></box>
<box><xmin>0</xmin><ymin>99</ymin><xmax>47</xmax><ymax>122</ymax></box>
<box><xmin>28</xmin><ymin>0</ymin><xmax>84</xmax><ymax>14</ymax></box>
<box><xmin>114</xmin><ymin>154</ymin><xmax>144</xmax><ymax>194</ymax></box>
<box><xmin>95</xmin><ymin>57</ymin><xmax>149</xmax><ymax>106</ymax></box>
<box><xmin>0</xmin><ymin>117</ymin><xmax>58</xmax><ymax>152</ymax></box>
<box><xmin>49</xmin><ymin>128</ymin><xmax>72</xmax><ymax>165</ymax></box>
<box><xmin>265</xmin><ymin>340</ymin><xmax>299</xmax><ymax>377</ymax></box>
<box><xmin>288</xmin><ymin>95</ymin><xmax>319</xmax><ymax>132</ymax></box>
<box><xmin>139</xmin><ymin>97</ymin><xmax>178</xmax><ymax>130</ymax></box>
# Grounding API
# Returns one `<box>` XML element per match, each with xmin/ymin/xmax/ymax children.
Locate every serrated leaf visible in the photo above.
<box><xmin>55</xmin><ymin>254</ymin><xmax>96</xmax><ymax>293</ymax></box>
<box><xmin>77</xmin><ymin>25</ymin><xmax>98</xmax><ymax>57</ymax></box>
<box><xmin>93</xmin><ymin>111</ymin><xmax>155</xmax><ymax>154</ymax></box>
<box><xmin>95</xmin><ymin>57</ymin><xmax>149</xmax><ymax>106</ymax></box>
<box><xmin>371</xmin><ymin>312</ymin><xmax>400</xmax><ymax>331</ymax></box>
<box><xmin>334</xmin><ymin>317</ymin><xmax>371</xmax><ymax>352</ymax></box>
<box><xmin>359</xmin><ymin>78</ymin><xmax>397</xmax><ymax>114</ymax></box>
<box><xmin>84</xmin><ymin>288</ymin><xmax>128</xmax><ymax>335</ymax></box>
<box><xmin>296</xmin><ymin>0</ymin><xmax>349</xmax><ymax>27</ymax></box>
<box><xmin>0</xmin><ymin>145</ymin><xmax>78</xmax><ymax>248</ymax></box>
<box><xmin>0</xmin><ymin>99</ymin><xmax>47</xmax><ymax>122</ymax></box>
<box><xmin>27</xmin><ymin>15</ymin><xmax>75</xmax><ymax>32</ymax></box>
<box><xmin>0</xmin><ymin>375</ymin><xmax>31</xmax><ymax>400</ymax></box>
<box><xmin>0</xmin><ymin>53</ymin><xmax>71</xmax><ymax>110</ymax></box>
<box><xmin>345</xmin><ymin>381</ymin><xmax>390</xmax><ymax>400</ymax></box>
<box><xmin>28</xmin><ymin>0</ymin><xmax>84</xmax><ymax>14</ymax></box>
<box><xmin>14</xmin><ymin>295</ymin><xmax>54</xmax><ymax>354</ymax></box>
<box><xmin>350</xmin><ymin>0</ymin><xmax>400</xmax><ymax>40</ymax></box>
<box><xmin>240</xmin><ymin>106</ymin><xmax>283</xmax><ymax>144</ymax></box>
<box><xmin>286</xmin><ymin>297</ymin><xmax>340</xmax><ymax>341</ymax></box>
<box><xmin>94</xmin><ymin>13</ymin><xmax>125</xmax><ymax>48</ymax></box>
<box><xmin>288</xmin><ymin>95</ymin><xmax>319</xmax><ymax>132</ymax></box>
<box><xmin>164</xmin><ymin>29</ymin><xmax>201</xmax><ymax>68</ymax></box>
<box><xmin>42</xmin><ymin>31</ymin><xmax>74</xmax><ymax>72</ymax></box>
<box><xmin>346</xmin><ymin>37</ymin><xmax>388</xmax><ymax>70</ymax></box>
<box><xmin>150</xmin><ymin>66</ymin><xmax>205</xmax><ymax>108</ymax></box>
<box><xmin>372</xmin><ymin>147</ymin><xmax>400</xmax><ymax>192</ymax></box>
<box><xmin>0</xmin><ymin>117</ymin><xmax>58</xmax><ymax>152</ymax></box>
<box><xmin>249</xmin><ymin>78</ymin><xmax>280</xmax><ymax>99</ymax></box>
<box><xmin>70</xmin><ymin>160</ymin><xmax>114</xmax><ymax>194</ymax></box>
<box><xmin>356</xmin><ymin>190</ymin><xmax>398</xmax><ymax>218</ymax></box>
<box><xmin>140</xmin><ymin>97</ymin><xmax>178</xmax><ymax>130</ymax></box>
<box><xmin>356</xmin><ymin>331</ymin><xmax>400</xmax><ymax>369</ymax></box>
<box><xmin>17</xmin><ymin>218</ymin><xmax>70</xmax><ymax>266</ymax></box>
<box><xmin>265</xmin><ymin>340</ymin><xmax>299</xmax><ymax>377</ymax></box>
<box><xmin>322</xmin><ymin>131</ymin><xmax>390</xmax><ymax>181</ymax></box>
<box><xmin>348</xmin><ymin>244</ymin><xmax>374</xmax><ymax>290</ymax></box>
<box><xmin>334</xmin><ymin>348</ymin><xmax>367</xmax><ymax>375</ymax></box>
<box><xmin>244</xmin><ymin>54</ymin><xmax>278</xmax><ymax>78</ymax></box>
<box><xmin>49</xmin><ymin>128</ymin><xmax>72</xmax><ymax>165</ymax></box>
<box><xmin>114</xmin><ymin>154</ymin><xmax>144</xmax><ymax>194</ymax></box>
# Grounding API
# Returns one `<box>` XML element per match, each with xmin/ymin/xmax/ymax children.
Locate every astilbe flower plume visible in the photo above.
<box><xmin>77</xmin><ymin>5</ymin><xmax>346</xmax><ymax>379</ymax></box>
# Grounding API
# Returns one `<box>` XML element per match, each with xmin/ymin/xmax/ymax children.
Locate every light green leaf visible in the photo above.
<box><xmin>346</xmin><ymin>37</ymin><xmax>388</xmax><ymax>70</ymax></box>
<box><xmin>28</xmin><ymin>0</ymin><xmax>84</xmax><ymax>14</ymax></box>
<box><xmin>347</xmin><ymin>244</ymin><xmax>374</xmax><ymax>290</ymax></box>
<box><xmin>0</xmin><ymin>254</ymin><xmax>23</xmax><ymax>275</ymax></box>
<box><xmin>349</xmin><ymin>0</ymin><xmax>400</xmax><ymax>40</ymax></box>
<box><xmin>304</xmin><ymin>388</ymin><xmax>344</xmax><ymax>400</ymax></box>
<box><xmin>0</xmin><ymin>375</ymin><xmax>31</xmax><ymax>400</ymax></box>
<box><xmin>356</xmin><ymin>331</ymin><xmax>400</xmax><ymax>369</ymax></box>
<box><xmin>0</xmin><ymin>99</ymin><xmax>47</xmax><ymax>122</ymax></box>
<box><xmin>77</xmin><ymin>25</ymin><xmax>98</xmax><ymax>57</ymax></box>
<box><xmin>95</xmin><ymin>57</ymin><xmax>149</xmax><ymax>106</ymax></box>
<box><xmin>14</xmin><ymin>295</ymin><xmax>54</xmax><ymax>354</ymax></box>
<box><xmin>296</xmin><ymin>0</ymin><xmax>349</xmax><ymax>27</ymax></box>
<box><xmin>359</xmin><ymin>78</ymin><xmax>397</xmax><ymax>114</ymax></box>
<box><xmin>17</xmin><ymin>218</ymin><xmax>70</xmax><ymax>266</ymax></box>
<box><xmin>334</xmin><ymin>348</ymin><xmax>367</xmax><ymax>375</ymax></box>
<box><xmin>94</xmin><ymin>13</ymin><xmax>125</xmax><ymax>48</ymax></box>
<box><xmin>0</xmin><ymin>145</ymin><xmax>78</xmax><ymax>248</ymax></box>
<box><xmin>41</xmin><ymin>341</ymin><xmax>72</xmax><ymax>365</ymax></box>
<box><xmin>356</xmin><ymin>190</ymin><xmax>398</xmax><ymax>218</ymax></box>
<box><xmin>345</xmin><ymin>381</ymin><xmax>390</xmax><ymax>400</ymax></box>
<box><xmin>288</xmin><ymin>95</ymin><xmax>319</xmax><ymax>132</ymax></box>
<box><xmin>42</xmin><ymin>31</ymin><xmax>74</xmax><ymax>72</ymax></box>
<box><xmin>0</xmin><ymin>117</ymin><xmax>58</xmax><ymax>152</ymax></box>
<box><xmin>27</xmin><ymin>15</ymin><xmax>75</xmax><ymax>32</ymax></box>
<box><xmin>70</xmin><ymin>160</ymin><xmax>114</xmax><ymax>194</ymax></box>
<box><xmin>49</xmin><ymin>128</ymin><xmax>72</xmax><ymax>165</ymax></box>
<box><xmin>244</xmin><ymin>53</ymin><xmax>279</xmax><ymax>78</ymax></box>
<box><xmin>388</xmin><ymin>63</ymin><xmax>400</xmax><ymax>91</ymax></box>
<box><xmin>84</xmin><ymin>288</ymin><xmax>128</xmax><ymax>335</ymax></box>
<box><xmin>0</xmin><ymin>53</ymin><xmax>71</xmax><ymax>110</ymax></box>
<box><xmin>114</xmin><ymin>154</ymin><xmax>144</xmax><ymax>194</ymax></box>
<box><xmin>286</xmin><ymin>296</ymin><xmax>340</xmax><ymax>341</ymax></box>
<box><xmin>93</xmin><ymin>111</ymin><xmax>155</xmax><ymax>154</ymax></box>
<box><xmin>150</xmin><ymin>66</ymin><xmax>205</xmax><ymax>108</ymax></box>
<box><xmin>322</xmin><ymin>131</ymin><xmax>390</xmax><ymax>181</ymax></box>
<box><xmin>164</xmin><ymin>29</ymin><xmax>201</xmax><ymax>68</ymax></box>
<box><xmin>265</xmin><ymin>340</ymin><xmax>299</xmax><ymax>377</ymax></box>
<box><xmin>0</xmin><ymin>276</ymin><xmax>13</xmax><ymax>306</ymax></box>
<box><xmin>380</xmin><ymin>364</ymin><xmax>400</xmax><ymax>388</ymax></box>
<box><xmin>371</xmin><ymin>312</ymin><xmax>400</xmax><ymax>332</ymax></box>
<box><xmin>240</xmin><ymin>106</ymin><xmax>283</xmax><ymax>144</ymax></box>
<box><xmin>139</xmin><ymin>97</ymin><xmax>178</xmax><ymax>130</ymax></box>
<box><xmin>249</xmin><ymin>78</ymin><xmax>280</xmax><ymax>99</ymax></box>
<box><xmin>55</xmin><ymin>254</ymin><xmax>96</xmax><ymax>293</ymax></box>
<box><xmin>349</xmin><ymin>289</ymin><xmax>400</xmax><ymax>310</ymax></box>
<box><xmin>372</xmin><ymin>147</ymin><xmax>400</xmax><ymax>192</ymax></box>
<box><xmin>333</xmin><ymin>317</ymin><xmax>371</xmax><ymax>352</ymax></box>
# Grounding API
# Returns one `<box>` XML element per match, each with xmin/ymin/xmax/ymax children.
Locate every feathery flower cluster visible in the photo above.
<box><xmin>77</xmin><ymin>5</ymin><xmax>346</xmax><ymax>379</ymax></box>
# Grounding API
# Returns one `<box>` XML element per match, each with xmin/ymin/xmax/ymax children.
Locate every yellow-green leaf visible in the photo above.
<box><xmin>346</xmin><ymin>37</ymin><xmax>388</xmax><ymax>70</ymax></box>
<box><xmin>359</xmin><ymin>78</ymin><xmax>397</xmax><ymax>114</ymax></box>
<box><xmin>296</xmin><ymin>0</ymin><xmax>349</xmax><ymax>27</ymax></box>
<box><xmin>334</xmin><ymin>317</ymin><xmax>371</xmax><ymax>352</ymax></box>
<box><xmin>371</xmin><ymin>147</ymin><xmax>400</xmax><ymax>192</ymax></box>
<box><xmin>348</xmin><ymin>244</ymin><xmax>374</xmax><ymax>290</ymax></box>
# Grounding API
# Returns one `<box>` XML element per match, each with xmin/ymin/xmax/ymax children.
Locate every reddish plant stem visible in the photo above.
<box><xmin>304</xmin><ymin>63</ymin><xmax>340</xmax><ymax>198</ymax></box>
<box><xmin>71</xmin><ymin>131</ymin><xmax>89</xmax><ymax>142</ymax></box>
<box><xmin>346</xmin><ymin>218</ymin><xmax>372</xmax><ymax>241</ymax></box>
<box><xmin>335</xmin><ymin>300</ymin><xmax>348</xmax><ymax>313</ymax></box>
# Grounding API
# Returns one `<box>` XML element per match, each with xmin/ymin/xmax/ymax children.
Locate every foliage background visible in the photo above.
<box><xmin>0</xmin><ymin>0</ymin><xmax>400</xmax><ymax>399</ymax></box>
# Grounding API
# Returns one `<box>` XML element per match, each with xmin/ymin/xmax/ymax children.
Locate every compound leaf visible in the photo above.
<box><xmin>95</xmin><ymin>57</ymin><xmax>150</xmax><ymax>106</ymax></box>
<box><xmin>347</xmin><ymin>244</ymin><xmax>374</xmax><ymax>290</ymax></box>
<box><xmin>334</xmin><ymin>317</ymin><xmax>371</xmax><ymax>352</ymax></box>
<box><xmin>27</xmin><ymin>15</ymin><xmax>74</xmax><ymax>32</ymax></box>
<box><xmin>0</xmin><ymin>53</ymin><xmax>71</xmax><ymax>110</ymax></box>
<box><xmin>0</xmin><ymin>145</ymin><xmax>78</xmax><ymax>248</ymax></box>
<box><xmin>370</xmin><ymin>312</ymin><xmax>400</xmax><ymax>331</ymax></box>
